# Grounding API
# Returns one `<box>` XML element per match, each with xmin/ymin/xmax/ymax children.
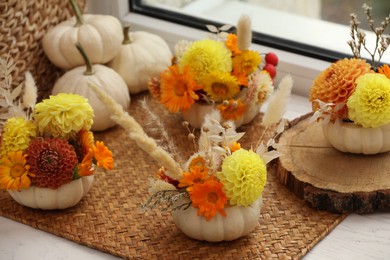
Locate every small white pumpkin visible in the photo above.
<box><xmin>172</xmin><ymin>197</ymin><xmax>262</xmax><ymax>242</ymax></box>
<box><xmin>42</xmin><ymin>0</ymin><xmax>123</xmax><ymax>70</ymax></box>
<box><xmin>108</xmin><ymin>25</ymin><xmax>172</xmax><ymax>94</ymax></box>
<box><xmin>322</xmin><ymin>121</ymin><xmax>390</xmax><ymax>154</ymax></box>
<box><xmin>8</xmin><ymin>176</ymin><xmax>94</xmax><ymax>210</ymax></box>
<box><xmin>181</xmin><ymin>101</ymin><xmax>260</xmax><ymax>129</ymax></box>
<box><xmin>52</xmin><ymin>43</ymin><xmax>130</xmax><ymax>131</ymax></box>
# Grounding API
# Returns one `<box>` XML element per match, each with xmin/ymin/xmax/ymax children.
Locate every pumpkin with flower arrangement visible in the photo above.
<box><xmin>309</xmin><ymin>4</ymin><xmax>390</xmax><ymax>154</ymax></box>
<box><xmin>148</xmin><ymin>15</ymin><xmax>279</xmax><ymax>129</ymax></box>
<box><xmin>0</xmin><ymin>59</ymin><xmax>114</xmax><ymax>209</ymax></box>
<box><xmin>88</xmin><ymin>71</ymin><xmax>292</xmax><ymax>242</ymax></box>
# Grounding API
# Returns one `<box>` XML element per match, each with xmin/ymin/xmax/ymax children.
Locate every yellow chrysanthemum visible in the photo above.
<box><xmin>201</xmin><ymin>71</ymin><xmax>240</xmax><ymax>102</ymax></box>
<box><xmin>232</xmin><ymin>50</ymin><xmax>261</xmax><ymax>76</ymax></box>
<box><xmin>309</xmin><ymin>58</ymin><xmax>372</xmax><ymax>120</ymax></box>
<box><xmin>217</xmin><ymin>149</ymin><xmax>266</xmax><ymax>206</ymax></box>
<box><xmin>0</xmin><ymin>117</ymin><xmax>36</xmax><ymax>157</ymax></box>
<box><xmin>179</xmin><ymin>39</ymin><xmax>232</xmax><ymax>81</ymax></box>
<box><xmin>33</xmin><ymin>93</ymin><xmax>94</xmax><ymax>139</ymax></box>
<box><xmin>0</xmin><ymin>151</ymin><xmax>33</xmax><ymax>191</ymax></box>
<box><xmin>347</xmin><ymin>74</ymin><xmax>390</xmax><ymax>128</ymax></box>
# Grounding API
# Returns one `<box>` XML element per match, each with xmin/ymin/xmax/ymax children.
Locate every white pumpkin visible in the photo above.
<box><xmin>181</xmin><ymin>101</ymin><xmax>260</xmax><ymax>129</ymax></box>
<box><xmin>172</xmin><ymin>197</ymin><xmax>262</xmax><ymax>242</ymax></box>
<box><xmin>108</xmin><ymin>26</ymin><xmax>172</xmax><ymax>94</ymax></box>
<box><xmin>52</xmin><ymin>43</ymin><xmax>130</xmax><ymax>131</ymax></box>
<box><xmin>42</xmin><ymin>0</ymin><xmax>123</xmax><ymax>70</ymax></box>
<box><xmin>8</xmin><ymin>176</ymin><xmax>94</xmax><ymax>210</ymax></box>
<box><xmin>322</xmin><ymin>121</ymin><xmax>390</xmax><ymax>154</ymax></box>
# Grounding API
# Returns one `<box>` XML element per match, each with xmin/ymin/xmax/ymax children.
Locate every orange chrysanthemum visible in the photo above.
<box><xmin>378</xmin><ymin>64</ymin><xmax>390</xmax><ymax>79</ymax></box>
<box><xmin>93</xmin><ymin>141</ymin><xmax>114</xmax><ymax>170</ymax></box>
<box><xmin>225</xmin><ymin>33</ymin><xmax>241</xmax><ymax>56</ymax></box>
<box><xmin>77</xmin><ymin>150</ymin><xmax>94</xmax><ymax>177</ymax></box>
<box><xmin>0</xmin><ymin>151</ymin><xmax>33</xmax><ymax>191</ymax></box>
<box><xmin>178</xmin><ymin>166</ymin><xmax>208</xmax><ymax>190</ymax></box>
<box><xmin>160</xmin><ymin>65</ymin><xmax>202</xmax><ymax>113</ymax></box>
<box><xmin>189</xmin><ymin>178</ymin><xmax>227</xmax><ymax>221</ymax></box>
<box><xmin>309</xmin><ymin>58</ymin><xmax>372</xmax><ymax>120</ymax></box>
<box><xmin>217</xmin><ymin>99</ymin><xmax>247</xmax><ymax>121</ymax></box>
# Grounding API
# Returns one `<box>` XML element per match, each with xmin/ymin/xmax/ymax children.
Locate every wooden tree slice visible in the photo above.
<box><xmin>275</xmin><ymin>113</ymin><xmax>390</xmax><ymax>213</ymax></box>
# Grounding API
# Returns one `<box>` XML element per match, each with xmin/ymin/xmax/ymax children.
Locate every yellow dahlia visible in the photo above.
<box><xmin>160</xmin><ymin>65</ymin><xmax>202</xmax><ymax>113</ymax></box>
<box><xmin>201</xmin><ymin>71</ymin><xmax>240</xmax><ymax>102</ymax></box>
<box><xmin>0</xmin><ymin>117</ymin><xmax>36</xmax><ymax>157</ymax></box>
<box><xmin>347</xmin><ymin>74</ymin><xmax>390</xmax><ymax>128</ymax></box>
<box><xmin>178</xmin><ymin>39</ymin><xmax>232</xmax><ymax>81</ymax></box>
<box><xmin>33</xmin><ymin>93</ymin><xmax>94</xmax><ymax>139</ymax></box>
<box><xmin>217</xmin><ymin>149</ymin><xmax>266</xmax><ymax>206</ymax></box>
<box><xmin>309</xmin><ymin>58</ymin><xmax>372</xmax><ymax>120</ymax></box>
<box><xmin>0</xmin><ymin>151</ymin><xmax>33</xmax><ymax>191</ymax></box>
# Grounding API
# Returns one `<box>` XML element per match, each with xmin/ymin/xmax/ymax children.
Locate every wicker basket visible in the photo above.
<box><xmin>0</xmin><ymin>0</ymin><xmax>86</xmax><ymax>101</ymax></box>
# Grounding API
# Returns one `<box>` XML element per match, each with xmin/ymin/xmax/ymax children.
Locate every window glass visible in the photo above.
<box><xmin>130</xmin><ymin>0</ymin><xmax>390</xmax><ymax>63</ymax></box>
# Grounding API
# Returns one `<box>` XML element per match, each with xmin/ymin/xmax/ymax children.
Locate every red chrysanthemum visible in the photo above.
<box><xmin>26</xmin><ymin>138</ymin><xmax>78</xmax><ymax>189</ymax></box>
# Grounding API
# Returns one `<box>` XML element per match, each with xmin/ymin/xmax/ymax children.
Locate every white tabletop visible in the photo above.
<box><xmin>1</xmin><ymin>94</ymin><xmax>390</xmax><ymax>259</ymax></box>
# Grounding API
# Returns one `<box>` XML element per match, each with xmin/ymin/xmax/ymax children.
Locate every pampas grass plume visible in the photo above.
<box><xmin>237</xmin><ymin>14</ymin><xmax>252</xmax><ymax>51</ymax></box>
<box><xmin>22</xmin><ymin>71</ymin><xmax>37</xmax><ymax>110</ymax></box>
<box><xmin>262</xmin><ymin>75</ymin><xmax>293</xmax><ymax>127</ymax></box>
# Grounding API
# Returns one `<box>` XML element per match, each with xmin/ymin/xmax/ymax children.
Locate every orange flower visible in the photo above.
<box><xmin>159</xmin><ymin>65</ymin><xmax>202</xmax><ymax>113</ymax></box>
<box><xmin>228</xmin><ymin>142</ymin><xmax>241</xmax><ymax>152</ymax></box>
<box><xmin>217</xmin><ymin>99</ymin><xmax>247</xmax><ymax>121</ymax></box>
<box><xmin>93</xmin><ymin>141</ymin><xmax>114</xmax><ymax>170</ymax></box>
<box><xmin>378</xmin><ymin>64</ymin><xmax>390</xmax><ymax>79</ymax></box>
<box><xmin>188</xmin><ymin>156</ymin><xmax>208</xmax><ymax>172</ymax></box>
<box><xmin>225</xmin><ymin>33</ymin><xmax>241</xmax><ymax>56</ymax></box>
<box><xmin>80</xmin><ymin>129</ymin><xmax>94</xmax><ymax>156</ymax></box>
<box><xmin>189</xmin><ymin>178</ymin><xmax>227</xmax><ymax>221</ymax></box>
<box><xmin>0</xmin><ymin>151</ymin><xmax>33</xmax><ymax>191</ymax></box>
<box><xmin>178</xmin><ymin>166</ymin><xmax>208</xmax><ymax>190</ymax></box>
<box><xmin>77</xmin><ymin>150</ymin><xmax>94</xmax><ymax>176</ymax></box>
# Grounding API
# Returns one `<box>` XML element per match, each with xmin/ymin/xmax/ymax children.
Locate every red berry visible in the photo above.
<box><xmin>265</xmin><ymin>52</ymin><xmax>278</xmax><ymax>66</ymax></box>
<box><xmin>263</xmin><ymin>63</ymin><xmax>277</xmax><ymax>78</ymax></box>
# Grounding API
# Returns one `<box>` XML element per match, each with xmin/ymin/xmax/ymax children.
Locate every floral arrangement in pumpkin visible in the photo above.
<box><xmin>310</xmin><ymin>4</ymin><xmax>390</xmax><ymax>128</ymax></box>
<box><xmin>148</xmin><ymin>15</ymin><xmax>278</xmax><ymax>122</ymax></box>
<box><xmin>88</xmin><ymin>71</ymin><xmax>292</xmax><ymax>221</ymax></box>
<box><xmin>0</xmin><ymin>57</ymin><xmax>113</xmax><ymax>192</ymax></box>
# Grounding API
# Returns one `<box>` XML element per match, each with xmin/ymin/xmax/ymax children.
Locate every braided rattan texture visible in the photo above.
<box><xmin>0</xmin><ymin>94</ymin><xmax>347</xmax><ymax>259</ymax></box>
<box><xmin>0</xmin><ymin>0</ymin><xmax>86</xmax><ymax>100</ymax></box>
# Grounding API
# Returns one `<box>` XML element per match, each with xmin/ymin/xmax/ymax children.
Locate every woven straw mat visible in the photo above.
<box><xmin>0</xmin><ymin>0</ymin><xmax>86</xmax><ymax>101</ymax></box>
<box><xmin>0</xmin><ymin>94</ymin><xmax>346</xmax><ymax>259</ymax></box>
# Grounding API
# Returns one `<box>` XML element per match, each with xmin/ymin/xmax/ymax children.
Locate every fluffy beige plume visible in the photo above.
<box><xmin>261</xmin><ymin>75</ymin><xmax>293</xmax><ymax>127</ymax></box>
<box><xmin>88</xmin><ymin>82</ymin><xmax>183</xmax><ymax>180</ymax></box>
<box><xmin>237</xmin><ymin>14</ymin><xmax>252</xmax><ymax>51</ymax></box>
<box><xmin>22</xmin><ymin>71</ymin><xmax>37</xmax><ymax>111</ymax></box>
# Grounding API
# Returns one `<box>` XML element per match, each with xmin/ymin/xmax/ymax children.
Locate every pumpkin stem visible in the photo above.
<box><xmin>69</xmin><ymin>0</ymin><xmax>84</xmax><ymax>26</ymax></box>
<box><xmin>75</xmin><ymin>42</ymin><xmax>94</xmax><ymax>76</ymax></box>
<box><xmin>122</xmin><ymin>25</ymin><xmax>132</xmax><ymax>44</ymax></box>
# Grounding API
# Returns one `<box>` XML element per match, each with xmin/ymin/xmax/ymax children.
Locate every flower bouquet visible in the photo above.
<box><xmin>89</xmin><ymin>71</ymin><xmax>292</xmax><ymax>242</ymax></box>
<box><xmin>148</xmin><ymin>15</ymin><xmax>279</xmax><ymax>129</ymax></box>
<box><xmin>310</xmin><ymin>4</ymin><xmax>390</xmax><ymax>154</ymax></box>
<box><xmin>0</xmin><ymin>61</ymin><xmax>113</xmax><ymax>209</ymax></box>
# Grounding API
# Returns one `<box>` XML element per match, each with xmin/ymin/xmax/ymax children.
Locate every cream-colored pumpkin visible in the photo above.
<box><xmin>8</xmin><ymin>176</ymin><xmax>94</xmax><ymax>210</ymax></box>
<box><xmin>108</xmin><ymin>26</ymin><xmax>172</xmax><ymax>94</ymax></box>
<box><xmin>42</xmin><ymin>0</ymin><xmax>123</xmax><ymax>70</ymax></box>
<box><xmin>172</xmin><ymin>197</ymin><xmax>262</xmax><ymax>242</ymax></box>
<box><xmin>322</xmin><ymin>121</ymin><xmax>390</xmax><ymax>154</ymax></box>
<box><xmin>181</xmin><ymin>101</ymin><xmax>260</xmax><ymax>129</ymax></box>
<box><xmin>52</xmin><ymin>43</ymin><xmax>130</xmax><ymax>131</ymax></box>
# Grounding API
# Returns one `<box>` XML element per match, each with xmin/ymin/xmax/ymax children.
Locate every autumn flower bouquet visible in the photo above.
<box><xmin>0</xmin><ymin>59</ymin><xmax>113</xmax><ymax>209</ymax></box>
<box><xmin>309</xmin><ymin>4</ymin><xmax>390</xmax><ymax>154</ymax></box>
<box><xmin>89</xmin><ymin>72</ymin><xmax>292</xmax><ymax>242</ymax></box>
<box><xmin>148</xmin><ymin>15</ymin><xmax>279</xmax><ymax>129</ymax></box>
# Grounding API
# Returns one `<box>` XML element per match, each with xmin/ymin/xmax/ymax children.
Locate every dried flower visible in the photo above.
<box><xmin>217</xmin><ymin>149</ymin><xmax>266</xmax><ymax>206</ymax></box>
<box><xmin>217</xmin><ymin>99</ymin><xmax>247</xmax><ymax>121</ymax></box>
<box><xmin>201</xmin><ymin>71</ymin><xmax>240</xmax><ymax>101</ymax></box>
<box><xmin>347</xmin><ymin>73</ymin><xmax>390</xmax><ymax>128</ymax></box>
